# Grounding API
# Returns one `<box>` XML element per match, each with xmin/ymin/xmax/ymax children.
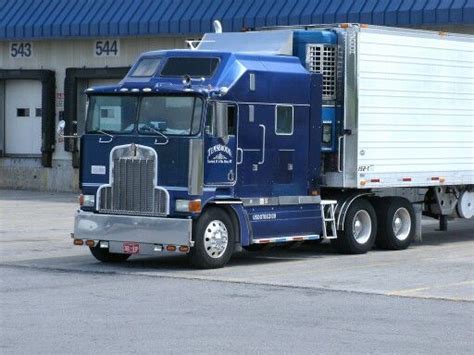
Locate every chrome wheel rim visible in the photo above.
<box><xmin>352</xmin><ymin>210</ymin><xmax>372</xmax><ymax>245</ymax></box>
<box><xmin>392</xmin><ymin>207</ymin><xmax>411</xmax><ymax>241</ymax></box>
<box><xmin>204</xmin><ymin>220</ymin><xmax>229</xmax><ymax>258</ymax></box>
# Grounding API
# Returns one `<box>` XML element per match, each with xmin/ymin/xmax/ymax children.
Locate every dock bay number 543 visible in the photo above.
<box><xmin>10</xmin><ymin>42</ymin><xmax>32</xmax><ymax>58</ymax></box>
<box><xmin>94</xmin><ymin>40</ymin><xmax>120</xmax><ymax>57</ymax></box>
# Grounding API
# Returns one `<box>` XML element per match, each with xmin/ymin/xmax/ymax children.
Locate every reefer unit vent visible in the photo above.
<box><xmin>306</xmin><ymin>44</ymin><xmax>337</xmax><ymax>101</ymax></box>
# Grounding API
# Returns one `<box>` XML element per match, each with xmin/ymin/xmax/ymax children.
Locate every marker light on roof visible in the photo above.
<box><xmin>120</xmin><ymin>88</ymin><xmax>128</xmax><ymax>92</ymax></box>
<box><xmin>143</xmin><ymin>88</ymin><xmax>152</xmax><ymax>92</ymax></box>
<box><xmin>85</xmin><ymin>88</ymin><xmax>94</xmax><ymax>92</ymax></box>
<box><xmin>219</xmin><ymin>86</ymin><xmax>229</xmax><ymax>95</ymax></box>
<box><xmin>131</xmin><ymin>88</ymin><xmax>139</xmax><ymax>92</ymax></box>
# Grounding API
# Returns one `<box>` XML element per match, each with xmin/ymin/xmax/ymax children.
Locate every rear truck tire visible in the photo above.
<box><xmin>188</xmin><ymin>207</ymin><xmax>235</xmax><ymax>269</ymax></box>
<box><xmin>331</xmin><ymin>198</ymin><xmax>377</xmax><ymax>254</ymax></box>
<box><xmin>89</xmin><ymin>245</ymin><xmax>131</xmax><ymax>263</ymax></box>
<box><xmin>375</xmin><ymin>197</ymin><xmax>415</xmax><ymax>250</ymax></box>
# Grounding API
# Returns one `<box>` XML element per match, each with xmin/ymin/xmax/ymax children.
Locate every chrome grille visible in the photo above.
<box><xmin>98</xmin><ymin>144</ymin><xmax>169</xmax><ymax>216</ymax></box>
<box><xmin>306</xmin><ymin>44</ymin><xmax>337</xmax><ymax>101</ymax></box>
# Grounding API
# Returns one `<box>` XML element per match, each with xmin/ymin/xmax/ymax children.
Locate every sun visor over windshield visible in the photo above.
<box><xmin>197</xmin><ymin>30</ymin><xmax>293</xmax><ymax>55</ymax></box>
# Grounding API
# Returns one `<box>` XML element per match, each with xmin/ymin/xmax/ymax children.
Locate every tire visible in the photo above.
<box><xmin>89</xmin><ymin>245</ymin><xmax>131</xmax><ymax>263</ymax></box>
<box><xmin>331</xmin><ymin>198</ymin><xmax>377</xmax><ymax>254</ymax></box>
<box><xmin>375</xmin><ymin>197</ymin><xmax>415</xmax><ymax>250</ymax></box>
<box><xmin>188</xmin><ymin>207</ymin><xmax>235</xmax><ymax>269</ymax></box>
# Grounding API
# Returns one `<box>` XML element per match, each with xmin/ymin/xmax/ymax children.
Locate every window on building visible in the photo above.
<box><xmin>275</xmin><ymin>105</ymin><xmax>293</xmax><ymax>135</ymax></box>
<box><xmin>17</xmin><ymin>108</ymin><xmax>30</xmax><ymax>117</ymax></box>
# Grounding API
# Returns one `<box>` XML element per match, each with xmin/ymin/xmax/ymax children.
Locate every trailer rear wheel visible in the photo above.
<box><xmin>89</xmin><ymin>246</ymin><xmax>131</xmax><ymax>263</ymax></box>
<box><xmin>331</xmin><ymin>198</ymin><xmax>377</xmax><ymax>254</ymax></box>
<box><xmin>375</xmin><ymin>197</ymin><xmax>415</xmax><ymax>250</ymax></box>
<box><xmin>188</xmin><ymin>208</ymin><xmax>234</xmax><ymax>269</ymax></box>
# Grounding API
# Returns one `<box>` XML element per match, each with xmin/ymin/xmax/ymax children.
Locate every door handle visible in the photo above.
<box><xmin>237</xmin><ymin>148</ymin><xmax>243</xmax><ymax>165</ymax></box>
<box><xmin>337</xmin><ymin>135</ymin><xmax>344</xmax><ymax>172</ymax></box>
<box><xmin>258</xmin><ymin>124</ymin><xmax>265</xmax><ymax>165</ymax></box>
<box><xmin>99</xmin><ymin>137</ymin><xmax>113</xmax><ymax>144</ymax></box>
<box><xmin>154</xmin><ymin>137</ymin><xmax>169</xmax><ymax>145</ymax></box>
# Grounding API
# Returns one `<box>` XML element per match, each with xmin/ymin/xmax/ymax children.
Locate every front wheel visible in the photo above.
<box><xmin>331</xmin><ymin>198</ymin><xmax>377</xmax><ymax>254</ymax></box>
<box><xmin>89</xmin><ymin>245</ymin><xmax>131</xmax><ymax>263</ymax></box>
<box><xmin>188</xmin><ymin>208</ymin><xmax>235</xmax><ymax>269</ymax></box>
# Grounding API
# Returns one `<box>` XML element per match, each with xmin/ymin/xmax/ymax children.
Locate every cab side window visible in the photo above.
<box><xmin>205</xmin><ymin>102</ymin><xmax>215</xmax><ymax>135</ymax></box>
<box><xmin>205</xmin><ymin>102</ymin><xmax>237</xmax><ymax>136</ymax></box>
<box><xmin>227</xmin><ymin>105</ymin><xmax>236</xmax><ymax>136</ymax></box>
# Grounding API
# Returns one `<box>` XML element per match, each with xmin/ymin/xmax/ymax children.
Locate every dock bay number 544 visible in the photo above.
<box><xmin>94</xmin><ymin>40</ymin><xmax>120</xmax><ymax>57</ymax></box>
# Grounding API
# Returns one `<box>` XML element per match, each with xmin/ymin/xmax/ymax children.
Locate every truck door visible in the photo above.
<box><xmin>204</xmin><ymin>102</ymin><xmax>237</xmax><ymax>185</ymax></box>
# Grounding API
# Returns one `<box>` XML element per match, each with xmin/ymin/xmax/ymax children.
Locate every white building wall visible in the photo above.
<box><xmin>0</xmin><ymin>36</ymin><xmax>187</xmax><ymax>191</ymax></box>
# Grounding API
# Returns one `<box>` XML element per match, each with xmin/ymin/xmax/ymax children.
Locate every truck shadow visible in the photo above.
<box><xmin>124</xmin><ymin>241</ymin><xmax>338</xmax><ymax>270</ymax></box>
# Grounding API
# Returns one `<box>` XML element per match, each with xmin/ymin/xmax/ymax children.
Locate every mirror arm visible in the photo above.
<box><xmin>59</xmin><ymin>134</ymin><xmax>79</xmax><ymax>139</ymax></box>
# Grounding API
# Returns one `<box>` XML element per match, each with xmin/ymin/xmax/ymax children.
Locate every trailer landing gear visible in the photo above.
<box><xmin>438</xmin><ymin>215</ymin><xmax>448</xmax><ymax>232</ymax></box>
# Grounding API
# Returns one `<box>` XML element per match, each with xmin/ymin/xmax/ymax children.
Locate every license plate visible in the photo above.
<box><xmin>123</xmin><ymin>242</ymin><xmax>139</xmax><ymax>254</ymax></box>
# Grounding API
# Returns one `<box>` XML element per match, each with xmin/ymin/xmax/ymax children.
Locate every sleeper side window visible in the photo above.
<box><xmin>275</xmin><ymin>105</ymin><xmax>294</xmax><ymax>135</ymax></box>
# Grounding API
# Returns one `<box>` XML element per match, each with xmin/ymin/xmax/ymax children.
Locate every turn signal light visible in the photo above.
<box><xmin>179</xmin><ymin>246</ymin><xmax>190</xmax><ymax>253</ymax></box>
<box><xmin>85</xmin><ymin>240</ymin><xmax>95</xmax><ymax>247</ymax></box>
<box><xmin>166</xmin><ymin>245</ymin><xmax>177</xmax><ymax>252</ymax></box>
<box><xmin>74</xmin><ymin>239</ymin><xmax>84</xmax><ymax>246</ymax></box>
<box><xmin>188</xmin><ymin>199</ymin><xmax>202</xmax><ymax>213</ymax></box>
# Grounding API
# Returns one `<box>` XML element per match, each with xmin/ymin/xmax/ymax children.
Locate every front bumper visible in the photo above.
<box><xmin>74</xmin><ymin>211</ymin><xmax>193</xmax><ymax>254</ymax></box>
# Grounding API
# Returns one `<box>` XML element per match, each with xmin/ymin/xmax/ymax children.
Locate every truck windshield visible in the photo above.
<box><xmin>138</xmin><ymin>96</ymin><xmax>202</xmax><ymax>136</ymax></box>
<box><xmin>86</xmin><ymin>96</ymin><xmax>137</xmax><ymax>133</ymax></box>
<box><xmin>85</xmin><ymin>95</ymin><xmax>203</xmax><ymax>135</ymax></box>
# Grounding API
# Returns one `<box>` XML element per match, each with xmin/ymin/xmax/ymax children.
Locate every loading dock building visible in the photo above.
<box><xmin>0</xmin><ymin>0</ymin><xmax>473</xmax><ymax>191</ymax></box>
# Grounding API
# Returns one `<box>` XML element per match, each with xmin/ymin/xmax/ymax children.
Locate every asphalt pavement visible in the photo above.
<box><xmin>0</xmin><ymin>189</ymin><xmax>473</xmax><ymax>354</ymax></box>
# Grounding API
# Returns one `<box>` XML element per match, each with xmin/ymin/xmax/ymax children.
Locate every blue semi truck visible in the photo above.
<box><xmin>67</xmin><ymin>23</ymin><xmax>474</xmax><ymax>268</ymax></box>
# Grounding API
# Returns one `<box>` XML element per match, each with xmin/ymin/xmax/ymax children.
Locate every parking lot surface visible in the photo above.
<box><xmin>1</xmin><ymin>189</ymin><xmax>473</xmax><ymax>354</ymax></box>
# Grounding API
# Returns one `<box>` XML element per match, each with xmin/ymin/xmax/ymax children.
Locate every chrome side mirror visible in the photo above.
<box><xmin>57</xmin><ymin>120</ymin><xmax>66</xmax><ymax>136</ymax></box>
<box><xmin>57</xmin><ymin>119</ymin><xmax>78</xmax><ymax>138</ymax></box>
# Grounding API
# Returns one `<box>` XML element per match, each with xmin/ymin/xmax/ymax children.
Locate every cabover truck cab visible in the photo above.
<box><xmin>71</xmin><ymin>24</ymin><xmax>474</xmax><ymax>268</ymax></box>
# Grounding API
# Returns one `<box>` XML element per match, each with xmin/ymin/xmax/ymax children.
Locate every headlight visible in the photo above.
<box><xmin>79</xmin><ymin>194</ymin><xmax>95</xmax><ymax>207</ymax></box>
<box><xmin>175</xmin><ymin>199</ymin><xmax>201</xmax><ymax>213</ymax></box>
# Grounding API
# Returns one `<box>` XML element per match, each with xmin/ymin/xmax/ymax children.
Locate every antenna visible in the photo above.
<box><xmin>213</xmin><ymin>20</ymin><xmax>223</xmax><ymax>33</ymax></box>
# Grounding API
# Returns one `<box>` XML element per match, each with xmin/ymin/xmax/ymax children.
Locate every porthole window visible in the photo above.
<box><xmin>275</xmin><ymin>105</ymin><xmax>294</xmax><ymax>135</ymax></box>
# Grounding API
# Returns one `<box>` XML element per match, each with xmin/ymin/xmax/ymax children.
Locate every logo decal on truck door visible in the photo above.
<box><xmin>207</xmin><ymin>144</ymin><xmax>233</xmax><ymax>164</ymax></box>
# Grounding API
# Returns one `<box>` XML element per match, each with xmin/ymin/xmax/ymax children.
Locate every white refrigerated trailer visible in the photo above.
<box><xmin>312</xmin><ymin>25</ymin><xmax>474</xmax><ymax>248</ymax></box>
